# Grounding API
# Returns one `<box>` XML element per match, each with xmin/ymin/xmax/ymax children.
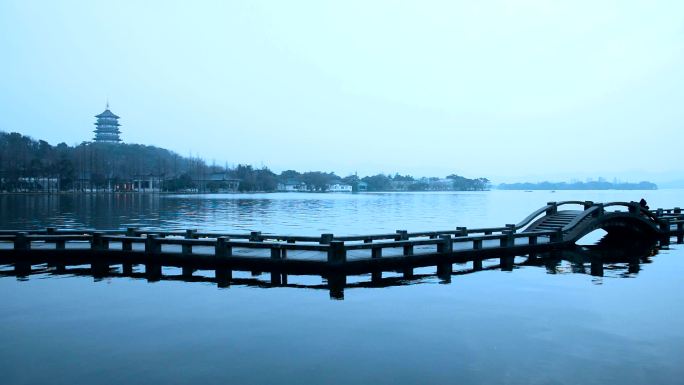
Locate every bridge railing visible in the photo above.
<box><xmin>2</xmin><ymin>202</ymin><xmax>680</xmax><ymax>260</ymax></box>
<box><xmin>561</xmin><ymin>205</ymin><xmax>603</xmax><ymax>232</ymax></box>
<box><xmin>515</xmin><ymin>200</ymin><xmax>592</xmax><ymax>231</ymax></box>
<box><xmin>558</xmin><ymin>202</ymin><xmax>684</xmax><ymax>243</ymax></box>
<box><xmin>0</xmin><ymin>228</ymin><xmax>560</xmax><ymax>263</ymax></box>
<box><xmin>603</xmin><ymin>201</ymin><xmax>660</xmax><ymax>221</ymax></box>
<box><xmin>0</xmin><ymin>225</ymin><xmax>519</xmax><ymax>246</ymax></box>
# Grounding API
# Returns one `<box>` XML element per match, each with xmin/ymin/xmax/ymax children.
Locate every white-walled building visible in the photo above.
<box><xmin>327</xmin><ymin>183</ymin><xmax>352</xmax><ymax>192</ymax></box>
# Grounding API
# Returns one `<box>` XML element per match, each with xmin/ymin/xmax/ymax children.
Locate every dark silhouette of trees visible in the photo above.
<box><xmin>361</xmin><ymin>174</ymin><xmax>392</xmax><ymax>191</ymax></box>
<box><xmin>229</xmin><ymin>164</ymin><xmax>278</xmax><ymax>192</ymax></box>
<box><xmin>0</xmin><ymin>131</ymin><xmax>218</xmax><ymax>192</ymax></box>
<box><xmin>446</xmin><ymin>174</ymin><xmax>490</xmax><ymax>191</ymax></box>
<box><xmin>300</xmin><ymin>171</ymin><xmax>339</xmax><ymax>191</ymax></box>
<box><xmin>0</xmin><ymin>131</ymin><xmax>494</xmax><ymax>193</ymax></box>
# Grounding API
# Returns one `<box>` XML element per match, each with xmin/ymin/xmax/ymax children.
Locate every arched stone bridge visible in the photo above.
<box><xmin>516</xmin><ymin>201</ymin><xmax>674</xmax><ymax>244</ymax></box>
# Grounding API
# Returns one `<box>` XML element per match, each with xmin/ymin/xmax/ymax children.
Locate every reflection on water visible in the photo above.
<box><xmin>0</xmin><ymin>242</ymin><xmax>660</xmax><ymax>299</ymax></box>
<box><xmin>3</xmin><ymin>189</ymin><xmax>681</xmax><ymax>235</ymax></box>
<box><xmin>1</xmin><ymin>192</ymin><xmax>684</xmax><ymax>385</ymax></box>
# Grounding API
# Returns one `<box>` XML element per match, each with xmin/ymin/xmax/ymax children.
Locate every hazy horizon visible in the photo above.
<box><xmin>1</xmin><ymin>1</ymin><xmax>683</xmax><ymax>183</ymax></box>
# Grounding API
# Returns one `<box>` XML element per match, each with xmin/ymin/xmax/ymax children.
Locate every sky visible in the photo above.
<box><xmin>1</xmin><ymin>0</ymin><xmax>683</xmax><ymax>183</ymax></box>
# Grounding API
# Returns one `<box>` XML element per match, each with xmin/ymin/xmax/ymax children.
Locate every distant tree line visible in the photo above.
<box><xmin>0</xmin><ymin>131</ymin><xmax>491</xmax><ymax>193</ymax></box>
<box><xmin>337</xmin><ymin>173</ymin><xmax>490</xmax><ymax>192</ymax></box>
<box><xmin>498</xmin><ymin>180</ymin><xmax>658</xmax><ymax>190</ymax></box>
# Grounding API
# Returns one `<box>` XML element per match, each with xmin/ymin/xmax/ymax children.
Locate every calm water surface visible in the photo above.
<box><xmin>1</xmin><ymin>190</ymin><xmax>683</xmax><ymax>384</ymax></box>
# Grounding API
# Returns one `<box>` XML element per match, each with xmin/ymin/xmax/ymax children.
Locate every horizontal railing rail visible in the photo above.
<box><xmin>1</xmin><ymin>202</ymin><xmax>681</xmax><ymax>263</ymax></box>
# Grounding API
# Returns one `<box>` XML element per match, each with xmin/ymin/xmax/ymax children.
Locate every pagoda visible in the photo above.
<box><xmin>93</xmin><ymin>103</ymin><xmax>122</xmax><ymax>143</ymax></box>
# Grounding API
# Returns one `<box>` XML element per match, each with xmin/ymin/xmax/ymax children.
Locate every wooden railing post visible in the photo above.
<box><xmin>14</xmin><ymin>232</ymin><xmax>29</xmax><ymax>251</ymax></box>
<box><xmin>46</xmin><ymin>227</ymin><xmax>56</xmax><ymax>235</ymax></box>
<box><xmin>403</xmin><ymin>243</ymin><xmax>414</xmax><ymax>256</ymax></box>
<box><xmin>182</xmin><ymin>229</ymin><xmax>195</xmax><ymax>255</ymax></box>
<box><xmin>122</xmin><ymin>238</ymin><xmax>132</xmax><ymax>252</ymax></box>
<box><xmin>269</xmin><ymin>246</ymin><xmax>282</xmax><ymax>285</ymax></box>
<box><xmin>270</xmin><ymin>246</ymin><xmax>281</xmax><ymax>260</ymax></box>
<box><xmin>122</xmin><ymin>227</ymin><xmax>136</xmax><ymax>251</ymax></box>
<box><xmin>437</xmin><ymin>235</ymin><xmax>452</xmax><ymax>254</ymax></box>
<box><xmin>437</xmin><ymin>262</ymin><xmax>452</xmax><ymax>278</ymax></box>
<box><xmin>249</xmin><ymin>231</ymin><xmax>262</xmax><ymax>242</ymax></box>
<box><xmin>145</xmin><ymin>234</ymin><xmax>161</xmax><ymax>254</ymax></box>
<box><xmin>145</xmin><ymin>263</ymin><xmax>162</xmax><ymax>281</ymax></box>
<box><xmin>215</xmin><ymin>268</ymin><xmax>231</xmax><ymax>288</ymax></box>
<box><xmin>472</xmin><ymin>259</ymin><xmax>483</xmax><ymax>271</ymax></box>
<box><xmin>327</xmin><ymin>241</ymin><xmax>346</xmax><ymax>264</ymax></box>
<box><xmin>473</xmin><ymin>239</ymin><xmax>483</xmax><ymax>250</ymax></box>
<box><xmin>528</xmin><ymin>235</ymin><xmax>538</xmax><ymax>246</ymax></box>
<box><xmin>456</xmin><ymin>227</ymin><xmax>467</xmax><ymax>237</ymax></box>
<box><xmin>500</xmin><ymin>231</ymin><xmax>514</xmax><ymax>247</ymax></box>
<box><xmin>91</xmin><ymin>232</ymin><xmax>106</xmax><ymax>251</ymax></box>
<box><xmin>122</xmin><ymin>263</ymin><xmax>133</xmax><ymax>275</ymax></box>
<box><xmin>595</xmin><ymin>203</ymin><xmax>604</xmax><ymax>216</ymax></box>
<box><xmin>371</xmin><ymin>246</ymin><xmax>382</xmax><ymax>258</ymax></box>
<box><xmin>90</xmin><ymin>232</ymin><xmax>109</xmax><ymax>276</ymax></box>
<box><xmin>590</xmin><ymin>260</ymin><xmax>604</xmax><ymax>277</ymax></box>
<box><xmin>500</xmin><ymin>255</ymin><xmax>514</xmax><ymax>271</ymax></box>
<box><xmin>437</xmin><ymin>236</ymin><xmax>453</xmax><ymax>277</ymax></box>
<box><xmin>215</xmin><ymin>236</ymin><xmax>231</xmax><ymax>257</ymax></box>
<box><xmin>546</xmin><ymin>202</ymin><xmax>557</xmax><ymax>216</ymax></box>
<box><xmin>320</xmin><ymin>233</ymin><xmax>334</xmax><ymax>245</ymax></box>
<box><xmin>660</xmin><ymin>220</ymin><xmax>671</xmax><ymax>246</ymax></box>
<box><xmin>395</xmin><ymin>230</ymin><xmax>408</xmax><ymax>241</ymax></box>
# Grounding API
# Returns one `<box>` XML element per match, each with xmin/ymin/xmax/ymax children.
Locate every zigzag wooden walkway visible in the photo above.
<box><xmin>1</xmin><ymin>200</ymin><xmax>682</xmax><ymax>298</ymax></box>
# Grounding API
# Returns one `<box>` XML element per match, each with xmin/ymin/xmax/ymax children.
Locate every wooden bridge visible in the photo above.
<box><xmin>1</xmin><ymin>201</ymin><xmax>682</xmax><ymax>298</ymax></box>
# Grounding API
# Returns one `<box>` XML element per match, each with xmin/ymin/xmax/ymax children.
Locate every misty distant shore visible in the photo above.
<box><xmin>498</xmin><ymin>181</ymin><xmax>657</xmax><ymax>191</ymax></box>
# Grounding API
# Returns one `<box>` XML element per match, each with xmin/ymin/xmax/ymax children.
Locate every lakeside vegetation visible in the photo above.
<box><xmin>0</xmin><ymin>131</ymin><xmax>489</xmax><ymax>193</ymax></box>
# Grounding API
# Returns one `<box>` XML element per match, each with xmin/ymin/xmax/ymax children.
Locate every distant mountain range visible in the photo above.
<box><xmin>498</xmin><ymin>181</ymin><xmax>658</xmax><ymax>190</ymax></box>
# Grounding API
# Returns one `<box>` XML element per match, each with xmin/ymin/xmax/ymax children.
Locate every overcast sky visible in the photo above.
<box><xmin>1</xmin><ymin>1</ymin><xmax>682</xmax><ymax>183</ymax></box>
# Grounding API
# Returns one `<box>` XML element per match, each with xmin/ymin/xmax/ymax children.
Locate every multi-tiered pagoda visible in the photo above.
<box><xmin>93</xmin><ymin>103</ymin><xmax>122</xmax><ymax>143</ymax></box>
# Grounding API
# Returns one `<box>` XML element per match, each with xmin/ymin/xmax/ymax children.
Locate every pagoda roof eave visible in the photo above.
<box><xmin>95</xmin><ymin>109</ymin><xmax>120</xmax><ymax>119</ymax></box>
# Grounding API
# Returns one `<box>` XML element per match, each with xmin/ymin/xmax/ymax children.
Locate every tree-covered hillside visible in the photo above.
<box><xmin>0</xmin><ymin>131</ymin><xmax>490</xmax><ymax>193</ymax></box>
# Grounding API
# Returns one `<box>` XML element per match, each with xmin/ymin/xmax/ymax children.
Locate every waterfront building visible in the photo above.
<box><xmin>199</xmin><ymin>173</ymin><xmax>241</xmax><ymax>193</ymax></box>
<box><xmin>277</xmin><ymin>180</ymin><xmax>308</xmax><ymax>192</ymax></box>
<box><xmin>130</xmin><ymin>175</ymin><xmax>162</xmax><ymax>193</ymax></box>
<box><xmin>93</xmin><ymin>103</ymin><xmax>122</xmax><ymax>143</ymax></box>
<box><xmin>327</xmin><ymin>183</ymin><xmax>353</xmax><ymax>193</ymax></box>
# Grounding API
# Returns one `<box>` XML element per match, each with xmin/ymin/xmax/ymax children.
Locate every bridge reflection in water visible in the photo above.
<box><xmin>0</xmin><ymin>239</ymin><xmax>661</xmax><ymax>300</ymax></box>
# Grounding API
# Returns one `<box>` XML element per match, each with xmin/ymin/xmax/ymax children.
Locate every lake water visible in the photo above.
<box><xmin>1</xmin><ymin>190</ymin><xmax>684</xmax><ymax>384</ymax></box>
